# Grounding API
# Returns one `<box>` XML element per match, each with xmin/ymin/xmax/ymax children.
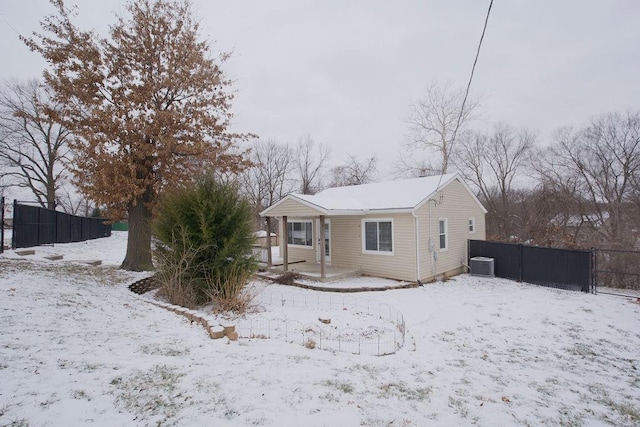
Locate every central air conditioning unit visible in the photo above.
<box><xmin>470</xmin><ymin>257</ymin><xmax>495</xmax><ymax>277</ymax></box>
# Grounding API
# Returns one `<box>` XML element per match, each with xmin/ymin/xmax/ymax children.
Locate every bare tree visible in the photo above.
<box><xmin>537</xmin><ymin>111</ymin><xmax>640</xmax><ymax>248</ymax></box>
<box><xmin>392</xmin><ymin>151</ymin><xmax>434</xmax><ymax>179</ymax></box>
<box><xmin>329</xmin><ymin>154</ymin><xmax>377</xmax><ymax>187</ymax></box>
<box><xmin>241</xmin><ymin>139</ymin><xmax>295</xmax><ymax>211</ymax></box>
<box><xmin>296</xmin><ymin>134</ymin><xmax>330</xmax><ymax>195</ymax></box>
<box><xmin>404</xmin><ymin>81</ymin><xmax>480</xmax><ymax>174</ymax></box>
<box><xmin>0</xmin><ymin>79</ymin><xmax>71</xmax><ymax>209</ymax></box>
<box><xmin>0</xmin><ymin>175</ymin><xmax>8</xmax><ymax>200</ymax></box>
<box><xmin>57</xmin><ymin>186</ymin><xmax>94</xmax><ymax>216</ymax></box>
<box><xmin>455</xmin><ymin>123</ymin><xmax>536</xmax><ymax>239</ymax></box>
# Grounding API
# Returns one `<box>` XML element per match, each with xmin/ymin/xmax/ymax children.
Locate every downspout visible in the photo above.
<box><xmin>427</xmin><ymin>191</ymin><xmax>444</xmax><ymax>277</ymax></box>
<box><xmin>412</xmin><ymin>210</ymin><xmax>420</xmax><ymax>283</ymax></box>
<box><xmin>429</xmin><ymin>200</ymin><xmax>436</xmax><ymax>275</ymax></box>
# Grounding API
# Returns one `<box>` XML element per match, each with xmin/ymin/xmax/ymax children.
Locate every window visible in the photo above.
<box><xmin>287</xmin><ymin>221</ymin><xmax>312</xmax><ymax>247</ymax></box>
<box><xmin>439</xmin><ymin>218</ymin><xmax>448</xmax><ymax>250</ymax></box>
<box><xmin>469</xmin><ymin>217</ymin><xmax>476</xmax><ymax>234</ymax></box>
<box><xmin>362</xmin><ymin>219</ymin><xmax>393</xmax><ymax>254</ymax></box>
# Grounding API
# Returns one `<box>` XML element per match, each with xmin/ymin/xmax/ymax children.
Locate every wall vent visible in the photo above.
<box><xmin>470</xmin><ymin>257</ymin><xmax>495</xmax><ymax>277</ymax></box>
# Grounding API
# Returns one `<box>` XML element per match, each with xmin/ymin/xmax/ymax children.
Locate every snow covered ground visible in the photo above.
<box><xmin>1</xmin><ymin>232</ymin><xmax>639</xmax><ymax>426</ymax></box>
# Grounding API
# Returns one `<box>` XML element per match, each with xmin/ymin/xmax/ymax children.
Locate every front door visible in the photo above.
<box><xmin>316</xmin><ymin>219</ymin><xmax>331</xmax><ymax>264</ymax></box>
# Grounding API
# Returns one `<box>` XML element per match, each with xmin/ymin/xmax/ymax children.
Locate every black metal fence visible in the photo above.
<box><xmin>594</xmin><ymin>248</ymin><xmax>640</xmax><ymax>298</ymax></box>
<box><xmin>468</xmin><ymin>240</ymin><xmax>593</xmax><ymax>293</ymax></box>
<box><xmin>12</xmin><ymin>201</ymin><xmax>111</xmax><ymax>249</ymax></box>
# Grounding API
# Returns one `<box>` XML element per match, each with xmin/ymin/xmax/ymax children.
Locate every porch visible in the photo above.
<box><xmin>257</xmin><ymin>213</ymin><xmax>333</xmax><ymax>279</ymax></box>
<box><xmin>265</xmin><ymin>262</ymin><xmax>363</xmax><ymax>282</ymax></box>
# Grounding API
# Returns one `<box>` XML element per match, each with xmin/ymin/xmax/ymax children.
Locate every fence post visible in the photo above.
<box><xmin>591</xmin><ymin>247</ymin><xmax>597</xmax><ymax>295</ymax></box>
<box><xmin>37</xmin><ymin>204</ymin><xmax>41</xmax><ymax>246</ymax></box>
<box><xmin>518</xmin><ymin>244</ymin><xmax>524</xmax><ymax>282</ymax></box>
<box><xmin>11</xmin><ymin>199</ymin><xmax>17</xmax><ymax>249</ymax></box>
<box><xmin>54</xmin><ymin>208</ymin><xmax>58</xmax><ymax>246</ymax></box>
<box><xmin>0</xmin><ymin>197</ymin><xmax>4</xmax><ymax>254</ymax></box>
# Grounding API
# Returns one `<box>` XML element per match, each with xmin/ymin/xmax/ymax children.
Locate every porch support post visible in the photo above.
<box><xmin>282</xmin><ymin>215</ymin><xmax>289</xmax><ymax>271</ymax></box>
<box><xmin>319</xmin><ymin>215</ymin><xmax>326</xmax><ymax>279</ymax></box>
<box><xmin>265</xmin><ymin>216</ymin><xmax>272</xmax><ymax>268</ymax></box>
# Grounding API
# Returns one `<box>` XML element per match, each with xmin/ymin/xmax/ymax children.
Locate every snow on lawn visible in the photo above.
<box><xmin>1</xmin><ymin>232</ymin><xmax>639</xmax><ymax>426</ymax></box>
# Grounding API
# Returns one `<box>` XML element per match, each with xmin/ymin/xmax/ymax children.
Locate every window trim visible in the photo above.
<box><xmin>361</xmin><ymin>218</ymin><xmax>394</xmax><ymax>256</ymax></box>
<box><xmin>469</xmin><ymin>216</ymin><xmax>476</xmax><ymax>234</ymax></box>
<box><xmin>286</xmin><ymin>220</ymin><xmax>314</xmax><ymax>249</ymax></box>
<box><xmin>439</xmin><ymin>218</ymin><xmax>448</xmax><ymax>252</ymax></box>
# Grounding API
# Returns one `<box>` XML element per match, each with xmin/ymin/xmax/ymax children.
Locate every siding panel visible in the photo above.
<box><xmin>265</xmin><ymin>198</ymin><xmax>322</xmax><ymax>217</ymax></box>
<box><xmin>415</xmin><ymin>178</ymin><xmax>486</xmax><ymax>280</ymax></box>
<box><xmin>330</xmin><ymin>214</ymin><xmax>416</xmax><ymax>281</ymax></box>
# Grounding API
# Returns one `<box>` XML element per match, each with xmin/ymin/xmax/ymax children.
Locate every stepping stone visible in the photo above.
<box><xmin>82</xmin><ymin>260</ymin><xmax>102</xmax><ymax>266</ymax></box>
<box><xmin>16</xmin><ymin>249</ymin><xmax>35</xmax><ymax>256</ymax></box>
<box><xmin>45</xmin><ymin>254</ymin><xmax>64</xmax><ymax>261</ymax></box>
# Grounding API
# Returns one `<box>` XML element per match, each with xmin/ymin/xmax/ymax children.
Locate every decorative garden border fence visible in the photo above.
<box><xmin>234</xmin><ymin>291</ymin><xmax>406</xmax><ymax>356</ymax></box>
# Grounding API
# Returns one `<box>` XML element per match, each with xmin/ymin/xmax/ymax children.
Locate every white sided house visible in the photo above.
<box><xmin>260</xmin><ymin>173</ymin><xmax>487</xmax><ymax>282</ymax></box>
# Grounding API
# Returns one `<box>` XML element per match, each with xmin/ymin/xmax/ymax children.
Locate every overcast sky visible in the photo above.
<box><xmin>1</xmin><ymin>0</ymin><xmax>639</xmax><ymax>178</ymax></box>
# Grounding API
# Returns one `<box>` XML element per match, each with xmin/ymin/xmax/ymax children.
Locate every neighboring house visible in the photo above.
<box><xmin>260</xmin><ymin>173</ymin><xmax>487</xmax><ymax>282</ymax></box>
<box><xmin>550</xmin><ymin>212</ymin><xmax>611</xmax><ymax>246</ymax></box>
<box><xmin>253</xmin><ymin>230</ymin><xmax>278</xmax><ymax>247</ymax></box>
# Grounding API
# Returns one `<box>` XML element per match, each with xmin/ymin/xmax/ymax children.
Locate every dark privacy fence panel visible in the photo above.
<box><xmin>469</xmin><ymin>240</ymin><xmax>592</xmax><ymax>293</ymax></box>
<box><xmin>12</xmin><ymin>202</ymin><xmax>111</xmax><ymax>249</ymax></box>
<box><xmin>468</xmin><ymin>240</ymin><xmax>521</xmax><ymax>281</ymax></box>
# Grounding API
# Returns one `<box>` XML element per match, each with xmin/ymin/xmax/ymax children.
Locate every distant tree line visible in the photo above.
<box><xmin>402</xmin><ymin>82</ymin><xmax>640</xmax><ymax>251</ymax></box>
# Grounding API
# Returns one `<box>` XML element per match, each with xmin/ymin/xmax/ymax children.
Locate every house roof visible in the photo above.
<box><xmin>550</xmin><ymin>212</ymin><xmax>610</xmax><ymax>228</ymax></box>
<box><xmin>260</xmin><ymin>173</ymin><xmax>488</xmax><ymax>216</ymax></box>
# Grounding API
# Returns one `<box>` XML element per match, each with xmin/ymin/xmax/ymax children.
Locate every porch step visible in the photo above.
<box><xmin>263</xmin><ymin>259</ymin><xmax>306</xmax><ymax>267</ymax></box>
<box><xmin>256</xmin><ymin>271</ymin><xmax>418</xmax><ymax>293</ymax></box>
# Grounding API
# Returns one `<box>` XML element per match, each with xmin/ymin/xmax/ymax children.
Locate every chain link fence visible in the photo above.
<box><xmin>235</xmin><ymin>290</ymin><xmax>406</xmax><ymax>356</ymax></box>
<box><xmin>595</xmin><ymin>248</ymin><xmax>640</xmax><ymax>298</ymax></box>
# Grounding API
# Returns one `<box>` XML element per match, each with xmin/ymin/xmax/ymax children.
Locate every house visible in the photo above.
<box><xmin>253</xmin><ymin>230</ymin><xmax>278</xmax><ymax>247</ymax></box>
<box><xmin>260</xmin><ymin>173</ymin><xmax>487</xmax><ymax>282</ymax></box>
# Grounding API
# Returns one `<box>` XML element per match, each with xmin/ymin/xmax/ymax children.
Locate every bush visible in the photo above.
<box><xmin>153</xmin><ymin>177</ymin><xmax>257</xmax><ymax>310</ymax></box>
<box><xmin>275</xmin><ymin>271</ymin><xmax>300</xmax><ymax>286</ymax></box>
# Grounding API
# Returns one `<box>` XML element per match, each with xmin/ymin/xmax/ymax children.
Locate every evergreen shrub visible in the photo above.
<box><xmin>153</xmin><ymin>177</ymin><xmax>257</xmax><ymax>310</ymax></box>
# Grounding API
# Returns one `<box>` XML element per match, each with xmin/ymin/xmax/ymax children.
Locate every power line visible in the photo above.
<box><xmin>434</xmin><ymin>0</ymin><xmax>494</xmax><ymax>193</ymax></box>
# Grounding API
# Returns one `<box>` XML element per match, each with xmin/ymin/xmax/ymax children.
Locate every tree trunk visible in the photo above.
<box><xmin>46</xmin><ymin>180</ymin><xmax>56</xmax><ymax>210</ymax></box>
<box><xmin>121</xmin><ymin>186</ymin><xmax>154</xmax><ymax>271</ymax></box>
